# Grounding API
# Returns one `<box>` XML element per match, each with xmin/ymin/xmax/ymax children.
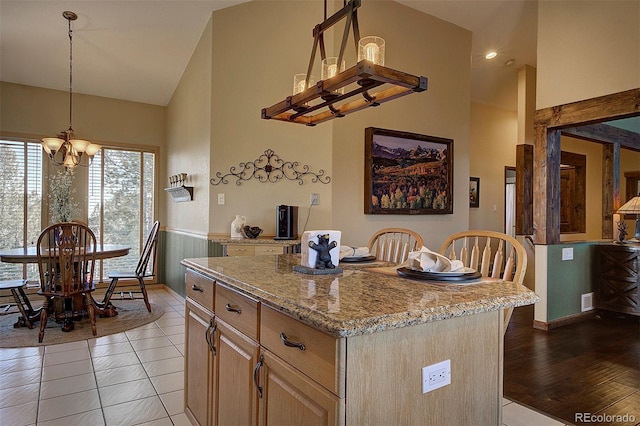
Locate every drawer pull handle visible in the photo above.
<box><xmin>253</xmin><ymin>355</ymin><xmax>264</xmax><ymax>398</ymax></box>
<box><xmin>225</xmin><ymin>303</ymin><xmax>242</xmax><ymax>314</ymax></box>
<box><xmin>205</xmin><ymin>319</ymin><xmax>217</xmax><ymax>355</ymax></box>
<box><xmin>280</xmin><ymin>332</ymin><xmax>306</xmax><ymax>351</ymax></box>
<box><xmin>191</xmin><ymin>285</ymin><xmax>203</xmax><ymax>292</ymax></box>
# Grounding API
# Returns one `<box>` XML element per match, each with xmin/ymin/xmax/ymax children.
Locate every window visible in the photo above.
<box><xmin>0</xmin><ymin>139</ymin><xmax>42</xmax><ymax>281</ymax></box>
<box><xmin>88</xmin><ymin>148</ymin><xmax>156</xmax><ymax>282</ymax></box>
<box><xmin>0</xmin><ymin>139</ymin><xmax>156</xmax><ymax>284</ymax></box>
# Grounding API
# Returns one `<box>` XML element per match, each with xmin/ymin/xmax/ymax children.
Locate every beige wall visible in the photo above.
<box><xmin>469</xmin><ymin>102</ymin><xmax>518</xmax><ymax>233</ymax></box>
<box><xmin>331</xmin><ymin>0</ymin><xmax>472</xmax><ymax>248</ymax></box>
<box><xmin>559</xmin><ymin>136</ymin><xmax>603</xmax><ymax>242</ymax></box>
<box><xmin>0</xmin><ymin>81</ymin><xmax>165</xmax><ymax>223</ymax></box>
<box><xmin>536</xmin><ymin>0</ymin><xmax>640</xmax><ymax>108</ymax></box>
<box><xmin>172</xmin><ymin>0</ymin><xmax>472</xmax><ymax>247</ymax></box>
<box><xmin>165</xmin><ymin>18</ymin><xmax>213</xmax><ymax>236</ymax></box>
<box><xmin>207</xmin><ymin>0</ymin><xmax>334</xmax><ymax>237</ymax></box>
<box><xmin>1</xmin><ymin>81</ymin><xmax>164</xmax><ymax>145</ymax></box>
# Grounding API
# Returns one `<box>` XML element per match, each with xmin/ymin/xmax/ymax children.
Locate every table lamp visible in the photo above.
<box><xmin>617</xmin><ymin>194</ymin><xmax>640</xmax><ymax>240</ymax></box>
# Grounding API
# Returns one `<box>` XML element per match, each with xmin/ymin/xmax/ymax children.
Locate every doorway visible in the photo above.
<box><xmin>505</xmin><ymin>167</ymin><xmax>516</xmax><ymax>237</ymax></box>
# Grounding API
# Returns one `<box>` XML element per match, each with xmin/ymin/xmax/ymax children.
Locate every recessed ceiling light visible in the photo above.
<box><xmin>485</xmin><ymin>51</ymin><xmax>497</xmax><ymax>60</ymax></box>
<box><xmin>505</xmin><ymin>59</ymin><xmax>515</xmax><ymax>67</ymax></box>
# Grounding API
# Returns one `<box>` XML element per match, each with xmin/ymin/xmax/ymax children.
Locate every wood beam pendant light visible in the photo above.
<box><xmin>261</xmin><ymin>0</ymin><xmax>428</xmax><ymax>126</ymax></box>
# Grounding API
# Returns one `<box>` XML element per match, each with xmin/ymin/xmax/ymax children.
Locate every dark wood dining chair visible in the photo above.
<box><xmin>100</xmin><ymin>220</ymin><xmax>159</xmax><ymax>313</ymax></box>
<box><xmin>36</xmin><ymin>222</ymin><xmax>98</xmax><ymax>343</ymax></box>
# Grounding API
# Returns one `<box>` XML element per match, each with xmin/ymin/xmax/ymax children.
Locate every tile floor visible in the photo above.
<box><xmin>0</xmin><ymin>287</ymin><xmax>569</xmax><ymax>426</ymax></box>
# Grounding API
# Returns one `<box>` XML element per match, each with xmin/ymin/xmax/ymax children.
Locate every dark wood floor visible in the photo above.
<box><xmin>504</xmin><ymin>305</ymin><xmax>640</xmax><ymax>426</ymax></box>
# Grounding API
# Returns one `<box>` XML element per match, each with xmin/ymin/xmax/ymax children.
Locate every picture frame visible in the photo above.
<box><xmin>469</xmin><ymin>177</ymin><xmax>480</xmax><ymax>208</ymax></box>
<box><xmin>364</xmin><ymin>127</ymin><xmax>453</xmax><ymax>215</ymax></box>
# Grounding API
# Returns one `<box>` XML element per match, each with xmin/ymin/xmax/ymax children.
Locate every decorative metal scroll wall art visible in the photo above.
<box><xmin>210</xmin><ymin>149</ymin><xmax>331</xmax><ymax>186</ymax></box>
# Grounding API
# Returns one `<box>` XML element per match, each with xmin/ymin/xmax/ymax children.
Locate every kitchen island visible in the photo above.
<box><xmin>182</xmin><ymin>254</ymin><xmax>539</xmax><ymax>426</ymax></box>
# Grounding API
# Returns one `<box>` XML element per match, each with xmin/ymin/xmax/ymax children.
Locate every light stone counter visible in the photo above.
<box><xmin>181</xmin><ymin>254</ymin><xmax>539</xmax><ymax>338</ymax></box>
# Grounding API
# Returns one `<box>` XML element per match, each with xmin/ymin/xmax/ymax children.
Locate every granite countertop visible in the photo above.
<box><xmin>181</xmin><ymin>254</ymin><xmax>539</xmax><ymax>338</ymax></box>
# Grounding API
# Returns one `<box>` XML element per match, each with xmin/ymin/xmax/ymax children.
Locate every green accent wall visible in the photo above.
<box><xmin>158</xmin><ymin>230</ymin><xmax>222</xmax><ymax>297</ymax></box>
<box><xmin>545</xmin><ymin>242</ymin><xmax>597</xmax><ymax>321</ymax></box>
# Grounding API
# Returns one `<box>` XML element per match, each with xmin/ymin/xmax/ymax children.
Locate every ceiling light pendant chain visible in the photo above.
<box><xmin>261</xmin><ymin>0</ymin><xmax>427</xmax><ymax>126</ymax></box>
<box><xmin>41</xmin><ymin>11</ymin><xmax>101</xmax><ymax>169</ymax></box>
<box><xmin>67</xmin><ymin>11</ymin><xmax>73</xmax><ymax>135</ymax></box>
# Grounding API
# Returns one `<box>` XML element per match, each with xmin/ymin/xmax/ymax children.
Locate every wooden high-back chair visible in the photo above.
<box><xmin>37</xmin><ymin>222</ymin><xmax>97</xmax><ymax>343</ymax></box>
<box><xmin>368</xmin><ymin>228</ymin><xmax>424</xmax><ymax>263</ymax></box>
<box><xmin>439</xmin><ymin>230</ymin><xmax>527</xmax><ymax>334</ymax></box>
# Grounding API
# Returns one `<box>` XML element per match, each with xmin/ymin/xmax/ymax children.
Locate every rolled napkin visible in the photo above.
<box><xmin>407</xmin><ymin>247</ymin><xmax>465</xmax><ymax>272</ymax></box>
<box><xmin>339</xmin><ymin>246</ymin><xmax>370</xmax><ymax>259</ymax></box>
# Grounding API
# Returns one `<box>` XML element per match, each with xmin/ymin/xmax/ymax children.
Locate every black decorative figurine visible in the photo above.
<box><xmin>616</xmin><ymin>220</ymin><xmax>628</xmax><ymax>243</ymax></box>
<box><xmin>309</xmin><ymin>234</ymin><xmax>338</xmax><ymax>269</ymax></box>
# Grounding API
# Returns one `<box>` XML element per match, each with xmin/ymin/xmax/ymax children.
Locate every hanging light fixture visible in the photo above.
<box><xmin>41</xmin><ymin>11</ymin><xmax>101</xmax><ymax>168</ymax></box>
<box><xmin>261</xmin><ymin>0</ymin><xmax>428</xmax><ymax>126</ymax></box>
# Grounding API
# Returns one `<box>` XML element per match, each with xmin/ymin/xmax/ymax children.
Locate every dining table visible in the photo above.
<box><xmin>0</xmin><ymin>244</ymin><xmax>130</xmax><ymax>328</ymax></box>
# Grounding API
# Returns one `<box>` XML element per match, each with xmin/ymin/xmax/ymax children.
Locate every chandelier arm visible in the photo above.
<box><xmin>336</xmin><ymin>3</ymin><xmax>353</xmax><ymax>68</ymax></box>
<box><xmin>351</xmin><ymin>8</ymin><xmax>361</xmax><ymax>52</ymax></box>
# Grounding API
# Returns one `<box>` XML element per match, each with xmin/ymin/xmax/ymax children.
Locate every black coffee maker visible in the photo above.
<box><xmin>275</xmin><ymin>205</ymin><xmax>298</xmax><ymax>240</ymax></box>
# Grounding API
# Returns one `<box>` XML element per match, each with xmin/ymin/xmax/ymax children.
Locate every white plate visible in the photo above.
<box><xmin>406</xmin><ymin>266</ymin><xmax>476</xmax><ymax>276</ymax></box>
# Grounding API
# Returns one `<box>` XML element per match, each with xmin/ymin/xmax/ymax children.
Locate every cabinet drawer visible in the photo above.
<box><xmin>186</xmin><ymin>269</ymin><xmax>215</xmax><ymax>311</ymax></box>
<box><xmin>260</xmin><ymin>305</ymin><xmax>344</xmax><ymax>396</ymax></box>
<box><xmin>215</xmin><ymin>283</ymin><xmax>259</xmax><ymax>341</ymax></box>
<box><xmin>226</xmin><ymin>245</ymin><xmax>255</xmax><ymax>256</ymax></box>
<box><xmin>254</xmin><ymin>245</ymin><xmax>284</xmax><ymax>256</ymax></box>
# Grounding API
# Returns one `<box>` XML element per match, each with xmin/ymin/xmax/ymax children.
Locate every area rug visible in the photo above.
<box><xmin>0</xmin><ymin>300</ymin><xmax>164</xmax><ymax>348</ymax></box>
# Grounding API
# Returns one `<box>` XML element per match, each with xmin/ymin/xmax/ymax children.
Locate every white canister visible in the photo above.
<box><xmin>231</xmin><ymin>215</ymin><xmax>246</xmax><ymax>239</ymax></box>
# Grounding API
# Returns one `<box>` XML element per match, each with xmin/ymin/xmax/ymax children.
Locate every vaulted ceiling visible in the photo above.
<box><xmin>0</xmin><ymin>0</ymin><xmax>538</xmax><ymax>110</ymax></box>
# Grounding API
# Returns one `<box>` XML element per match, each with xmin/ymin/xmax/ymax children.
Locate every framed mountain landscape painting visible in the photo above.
<box><xmin>364</xmin><ymin>127</ymin><xmax>453</xmax><ymax>215</ymax></box>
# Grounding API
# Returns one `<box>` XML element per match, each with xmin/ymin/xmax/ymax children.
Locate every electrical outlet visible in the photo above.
<box><xmin>422</xmin><ymin>359</ymin><xmax>451</xmax><ymax>393</ymax></box>
<box><xmin>217</xmin><ymin>193</ymin><xmax>225</xmax><ymax>205</ymax></box>
<box><xmin>562</xmin><ymin>247</ymin><xmax>573</xmax><ymax>261</ymax></box>
<box><xmin>310</xmin><ymin>193</ymin><xmax>319</xmax><ymax>206</ymax></box>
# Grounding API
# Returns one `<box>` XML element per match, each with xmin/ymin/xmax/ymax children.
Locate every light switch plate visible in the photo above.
<box><xmin>562</xmin><ymin>247</ymin><xmax>573</xmax><ymax>261</ymax></box>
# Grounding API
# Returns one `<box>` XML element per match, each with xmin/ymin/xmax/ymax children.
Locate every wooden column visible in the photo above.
<box><xmin>534</xmin><ymin>127</ymin><xmax>561</xmax><ymax>244</ymax></box>
<box><xmin>515</xmin><ymin>144</ymin><xmax>533</xmax><ymax>236</ymax></box>
<box><xmin>601</xmin><ymin>143</ymin><xmax>620</xmax><ymax>239</ymax></box>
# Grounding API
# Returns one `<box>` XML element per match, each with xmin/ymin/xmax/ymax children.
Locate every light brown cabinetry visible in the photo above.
<box><xmin>184</xmin><ymin>270</ymin><xmax>216</xmax><ymax>426</ymax></box>
<box><xmin>226</xmin><ymin>244</ymin><xmax>285</xmax><ymax>257</ymax></box>
<box><xmin>258</xmin><ymin>349</ymin><xmax>343</xmax><ymax>426</ymax></box>
<box><xmin>184</xmin><ymin>262</ymin><xmax>505</xmax><ymax>425</ymax></box>
<box><xmin>215</xmin><ymin>319</ymin><xmax>260</xmax><ymax>425</ymax></box>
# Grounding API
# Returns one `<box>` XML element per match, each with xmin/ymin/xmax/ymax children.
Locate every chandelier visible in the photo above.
<box><xmin>41</xmin><ymin>11</ymin><xmax>101</xmax><ymax>168</ymax></box>
<box><xmin>261</xmin><ymin>0</ymin><xmax>428</xmax><ymax>126</ymax></box>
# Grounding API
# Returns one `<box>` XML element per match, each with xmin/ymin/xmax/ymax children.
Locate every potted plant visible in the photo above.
<box><xmin>49</xmin><ymin>168</ymin><xmax>79</xmax><ymax>223</ymax></box>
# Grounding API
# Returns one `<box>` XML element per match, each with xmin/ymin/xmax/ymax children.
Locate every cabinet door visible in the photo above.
<box><xmin>258</xmin><ymin>349</ymin><xmax>343</xmax><ymax>426</ymax></box>
<box><xmin>215</xmin><ymin>319</ymin><xmax>260</xmax><ymax>426</ymax></box>
<box><xmin>185</xmin><ymin>300</ymin><xmax>215</xmax><ymax>426</ymax></box>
